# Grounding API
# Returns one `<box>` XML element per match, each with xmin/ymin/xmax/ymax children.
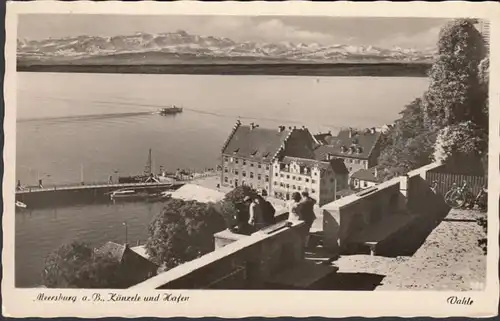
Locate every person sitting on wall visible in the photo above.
<box><xmin>259</xmin><ymin>191</ymin><xmax>276</xmax><ymax>226</ymax></box>
<box><xmin>249</xmin><ymin>196</ymin><xmax>266</xmax><ymax>231</ymax></box>
<box><xmin>231</xmin><ymin>198</ymin><xmax>253</xmax><ymax>235</ymax></box>
<box><xmin>300</xmin><ymin>191</ymin><xmax>317</xmax><ymax>248</ymax></box>
<box><xmin>288</xmin><ymin>192</ymin><xmax>303</xmax><ymax>223</ymax></box>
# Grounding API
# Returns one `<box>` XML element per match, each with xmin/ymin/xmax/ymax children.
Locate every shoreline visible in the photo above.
<box><xmin>16</xmin><ymin>62</ymin><xmax>431</xmax><ymax>77</ymax></box>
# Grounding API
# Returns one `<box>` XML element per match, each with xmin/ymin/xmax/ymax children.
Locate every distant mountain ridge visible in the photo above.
<box><xmin>17</xmin><ymin>30</ymin><xmax>437</xmax><ymax>65</ymax></box>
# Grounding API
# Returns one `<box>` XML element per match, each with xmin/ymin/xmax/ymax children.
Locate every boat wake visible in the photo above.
<box><xmin>17</xmin><ymin>112</ymin><xmax>153</xmax><ymax>124</ymax></box>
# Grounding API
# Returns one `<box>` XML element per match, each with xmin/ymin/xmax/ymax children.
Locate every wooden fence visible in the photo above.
<box><xmin>426</xmin><ymin>171</ymin><xmax>486</xmax><ymax>196</ymax></box>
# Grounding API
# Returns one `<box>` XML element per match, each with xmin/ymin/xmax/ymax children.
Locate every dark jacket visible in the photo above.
<box><xmin>300</xmin><ymin>197</ymin><xmax>316</xmax><ymax>223</ymax></box>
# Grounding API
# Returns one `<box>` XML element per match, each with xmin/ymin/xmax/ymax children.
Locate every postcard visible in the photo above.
<box><xmin>3</xmin><ymin>1</ymin><xmax>500</xmax><ymax>318</ymax></box>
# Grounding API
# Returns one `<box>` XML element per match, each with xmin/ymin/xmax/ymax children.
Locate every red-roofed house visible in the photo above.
<box><xmin>314</xmin><ymin>127</ymin><xmax>382</xmax><ymax>176</ymax></box>
<box><xmin>220</xmin><ymin>122</ymin><xmax>318</xmax><ymax>193</ymax></box>
<box><xmin>271</xmin><ymin>156</ymin><xmax>348</xmax><ymax>205</ymax></box>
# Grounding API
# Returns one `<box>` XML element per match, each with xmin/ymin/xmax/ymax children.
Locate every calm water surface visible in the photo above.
<box><xmin>15</xmin><ymin>72</ymin><xmax>429</xmax><ymax>287</ymax></box>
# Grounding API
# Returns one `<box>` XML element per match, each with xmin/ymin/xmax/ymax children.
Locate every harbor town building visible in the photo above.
<box><xmin>220</xmin><ymin>121</ymin><xmax>317</xmax><ymax>194</ymax></box>
<box><xmin>272</xmin><ymin>156</ymin><xmax>348</xmax><ymax>206</ymax></box>
<box><xmin>313</xmin><ymin>127</ymin><xmax>382</xmax><ymax>176</ymax></box>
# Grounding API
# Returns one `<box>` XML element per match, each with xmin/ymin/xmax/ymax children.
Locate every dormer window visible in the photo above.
<box><xmin>349</xmin><ymin>146</ymin><xmax>355</xmax><ymax>154</ymax></box>
<box><xmin>357</xmin><ymin>147</ymin><xmax>363</xmax><ymax>154</ymax></box>
<box><xmin>251</xmin><ymin>150</ymin><xmax>257</xmax><ymax>157</ymax></box>
<box><xmin>233</xmin><ymin>148</ymin><xmax>239</xmax><ymax>154</ymax></box>
<box><xmin>340</xmin><ymin>146</ymin><xmax>347</xmax><ymax>153</ymax></box>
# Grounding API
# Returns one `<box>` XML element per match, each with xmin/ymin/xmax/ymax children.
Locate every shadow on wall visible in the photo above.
<box><xmin>314</xmin><ymin>272</ymin><xmax>386</xmax><ymax>291</ymax></box>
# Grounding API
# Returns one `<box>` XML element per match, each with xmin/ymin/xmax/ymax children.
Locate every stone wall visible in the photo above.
<box><xmin>321</xmin><ymin>162</ymin><xmax>449</xmax><ymax>253</ymax></box>
<box><xmin>130</xmin><ymin>220</ymin><xmax>307</xmax><ymax>289</ymax></box>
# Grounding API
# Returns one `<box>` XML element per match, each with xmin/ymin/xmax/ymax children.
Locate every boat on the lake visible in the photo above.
<box><xmin>16</xmin><ymin>201</ymin><xmax>27</xmax><ymax>209</ymax></box>
<box><xmin>157</xmin><ymin>106</ymin><xmax>183</xmax><ymax>115</ymax></box>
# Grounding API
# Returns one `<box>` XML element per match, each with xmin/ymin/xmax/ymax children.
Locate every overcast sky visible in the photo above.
<box><xmin>18</xmin><ymin>15</ymin><xmax>450</xmax><ymax>49</ymax></box>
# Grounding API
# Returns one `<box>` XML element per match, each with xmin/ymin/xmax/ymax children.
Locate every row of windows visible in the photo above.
<box><xmin>224</xmin><ymin>168</ymin><xmax>269</xmax><ymax>181</ymax></box>
<box><xmin>274</xmin><ymin>173</ymin><xmax>317</xmax><ymax>183</ymax></box>
<box><xmin>223</xmin><ymin>177</ymin><xmax>268</xmax><ymax>190</ymax></box>
<box><xmin>224</xmin><ymin>156</ymin><xmax>270</xmax><ymax>170</ymax></box>
<box><xmin>273</xmin><ymin>181</ymin><xmax>316</xmax><ymax>193</ymax></box>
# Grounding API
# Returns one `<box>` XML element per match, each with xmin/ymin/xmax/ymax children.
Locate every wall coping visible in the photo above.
<box><xmin>130</xmin><ymin>220</ymin><xmax>305</xmax><ymax>289</ymax></box>
<box><xmin>406</xmin><ymin>161</ymin><xmax>443</xmax><ymax>178</ymax></box>
<box><xmin>321</xmin><ymin>162</ymin><xmax>444</xmax><ymax>213</ymax></box>
<box><xmin>322</xmin><ymin>175</ymin><xmax>401</xmax><ymax>211</ymax></box>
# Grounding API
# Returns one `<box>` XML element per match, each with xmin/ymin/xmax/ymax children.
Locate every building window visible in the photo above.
<box><xmin>250</xmin><ymin>163</ymin><xmax>254</xmax><ymax>167</ymax></box>
<box><xmin>243</xmin><ymin>160</ymin><xmax>247</xmax><ymax>165</ymax></box>
<box><xmin>242</xmin><ymin>171</ymin><xmax>247</xmax><ymax>177</ymax></box>
<box><xmin>266</xmin><ymin>165</ymin><xmax>270</xmax><ymax>170</ymax></box>
<box><xmin>292</xmin><ymin>185</ymin><xmax>296</xmax><ymax>189</ymax></box>
<box><xmin>224</xmin><ymin>177</ymin><xmax>228</xmax><ymax>182</ymax></box>
<box><xmin>224</xmin><ymin>156</ymin><xmax>229</xmax><ymax>162</ymax></box>
<box><xmin>280</xmin><ymin>182</ymin><xmax>284</xmax><ymax>187</ymax></box>
<box><xmin>286</xmin><ymin>184</ymin><xmax>290</xmax><ymax>188</ymax></box>
<box><xmin>265</xmin><ymin>175</ymin><xmax>269</xmax><ymax>182</ymax></box>
<box><xmin>297</xmin><ymin>177</ymin><xmax>302</xmax><ymax>181</ymax></box>
<box><xmin>363</xmin><ymin>181</ymin><xmax>368</xmax><ymax>187</ymax></box>
<box><xmin>235</xmin><ymin>159</ymin><xmax>239</xmax><ymax>164</ymax></box>
<box><xmin>292</xmin><ymin>176</ymin><xmax>296</xmax><ymax>180</ymax></box>
<box><xmin>298</xmin><ymin>186</ymin><xmax>302</xmax><ymax>191</ymax></box>
<box><xmin>305</xmin><ymin>178</ymin><xmax>309</xmax><ymax>183</ymax></box>
<box><xmin>274</xmin><ymin>182</ymin><xmax>277</xmax><ymax>186</ymax></box>
<box><xmin>312</xmin><ymin>189</ymin><xmax>316</xmax><ymax>194</ymax></box>
<box><xmin>235</xmin><ymin>170</ymin><xmax>239</xmax><ymax>175</ymax></box>
<box><xmin>312</xmin><ymin>179</ymin><xmax>316</xmax><ymax>184</ymax></box>
<box><xmin>330</xmin><ymin>178</ymin><xmax>334</xmax><ymax>183</ymax></box>
<box><xmin>250</xmin><ymin>172</ymin><xmax>255</xmax><ymax>178</ymax></box>
<box><xmin>280</xmin><ymin>174</ymin><xmax>284</xmax><ymax>178</ymax></box>
<box><xmin>275</xmin><ymin>173</ymin><xmax>278</xmax><ymax>177</ymax></box>
<box><xmin>258</xmin><ymin>163</ymin><xmax>262</xmax><ymax>169</ymax></box>
<box><xmin>224</xmin><ymin>168</ymin><xmax>228</xmax><ymax>173</ymax></box>
<box><xmin>286</xmin><ymin>175</ymin><xmax>290</xmax><ymax>179</ymax></box>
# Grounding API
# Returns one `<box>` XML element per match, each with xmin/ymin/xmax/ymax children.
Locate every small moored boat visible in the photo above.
<box><xmin>16</xmin><ymin>201</ymin><xmax>27</xmax><ymax>209</ymax></box>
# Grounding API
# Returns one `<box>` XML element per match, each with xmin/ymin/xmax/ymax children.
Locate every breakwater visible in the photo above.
<box><xmin>16</xmin><ymin>182</ymin><xmax>184</xmax><ymax>209</ymax></box>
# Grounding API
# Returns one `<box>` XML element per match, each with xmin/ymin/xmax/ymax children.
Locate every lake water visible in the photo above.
<box><xmin>15</xmin><ymin>72</ymin><xmax>429</xmax><ymax>287</ymax></box>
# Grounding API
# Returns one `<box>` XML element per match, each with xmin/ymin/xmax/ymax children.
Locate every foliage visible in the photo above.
<box><xmin>377</xmin><ymin>99</ymin><xmax>436</xmax><ymax>180</ymax></box>
<box><xmin>433</xmin><ymin>121</ymin><xmax>488</xmax><ymax>163</ymax></box>
<box><xmin>145</xmin><ymin>198</ymin><xmax>226</xmax><ymax>269</ymax></box>
<box><xmin>42</xmin><ymin>241</ymin><xmax>124</xmax><ymax>288</ymax></box>
<box><xmin>422</xmin><ymin>19</ymin><xmax>487</xmax><ymax>131</ymax></box>
<box><xmin>378</xmin><ymin>19</ymin><xmax>489</xmax><ymax>180</ymax></box>
<box><xmin>218</xmin><ymin>185</ymin><xmax>259</xmax><ymax>229</ymax></box>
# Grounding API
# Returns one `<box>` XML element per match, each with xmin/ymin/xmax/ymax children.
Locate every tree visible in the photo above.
<box><xmin>42</xmin><ymin>241</ymin><xmax>123</xmax><ymax>288</ymax></box>
<box><xmin>218</xmin><ymin>185</ymin><xmax>259</xmax><ymax>229</ymax></box>
<box><xmin>378</xmin><ymin>19</ymin><xmax>489</xmax><ymax>179</ymax></box>
<box><xmin>145</xmin><ymin>199</ymin><xmax>226</xmax><ymax>269</ymax></box>
<box><xmin>377</xmin><ymin>98</ymin><xmax>436</xmax><ymax>180</ymax></box>
<box><xmin>423</xmin><ymin>19</ymin><xmax>487</xmax><ymax>131</ymax></box>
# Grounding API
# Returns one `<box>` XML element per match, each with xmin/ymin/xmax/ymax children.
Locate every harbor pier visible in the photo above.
<box><xmin>15</xmin><ymin>182</ymin><xmax>184</xmax><ymax>209</ymax></box>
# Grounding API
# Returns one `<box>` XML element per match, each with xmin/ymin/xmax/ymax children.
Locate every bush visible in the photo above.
<box><xmin>218</xmin><ymin>185</ymin><xmax>259</xmax><ymax>229</ymax></box>
<box><xmin>42</xmin><ymin>241</ymin><xmax>124</xmax><ymax>288</ymax></box>
<box><xmin>145</xmin><ymin>199</ymin><xmax>226</xmax><ymax>269</ymax></box>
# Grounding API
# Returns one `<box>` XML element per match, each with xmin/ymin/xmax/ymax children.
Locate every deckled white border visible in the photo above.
<box><xmin>3</xmin><ymin>1</ymin><xmax>500</xmax><ymax>318</ymax></box>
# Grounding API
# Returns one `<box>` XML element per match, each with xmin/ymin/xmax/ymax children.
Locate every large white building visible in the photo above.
<box><xmin>271</xmin><ymin>156</ymin><xmax>348</xmax><ymax>206</ymax></box>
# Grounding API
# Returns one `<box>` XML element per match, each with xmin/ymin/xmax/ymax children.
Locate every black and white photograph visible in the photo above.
<box><xmin>3</xmin><ymin>1</ymin><xmax>499</xmax><ymax>318</ymax></box>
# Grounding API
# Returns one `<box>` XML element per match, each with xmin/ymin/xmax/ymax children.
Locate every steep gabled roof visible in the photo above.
<box><xmin>96</xmin><ymin>242</ymin><xmax>158</xmax><ymax>269</ymax></box>
<box><xmin>313</xmin><ymin>128</ymin><xmax>381</xmax><ymax>160</ymax></box>
<box><xmin>351</xmin><ymin>168</ymin><xmax>381</xmax><ymax>182</ymax></box>
<box><xmin>222</xmin><ymin>124</ymin><xmax>292</xmax><ymax>162</ymax></box>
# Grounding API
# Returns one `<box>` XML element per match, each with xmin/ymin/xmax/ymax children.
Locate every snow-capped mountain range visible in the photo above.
<box><xmin>17</xmin><ymin>30</ymin><xmax>437</xmax><ymax>64</ymax></box>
